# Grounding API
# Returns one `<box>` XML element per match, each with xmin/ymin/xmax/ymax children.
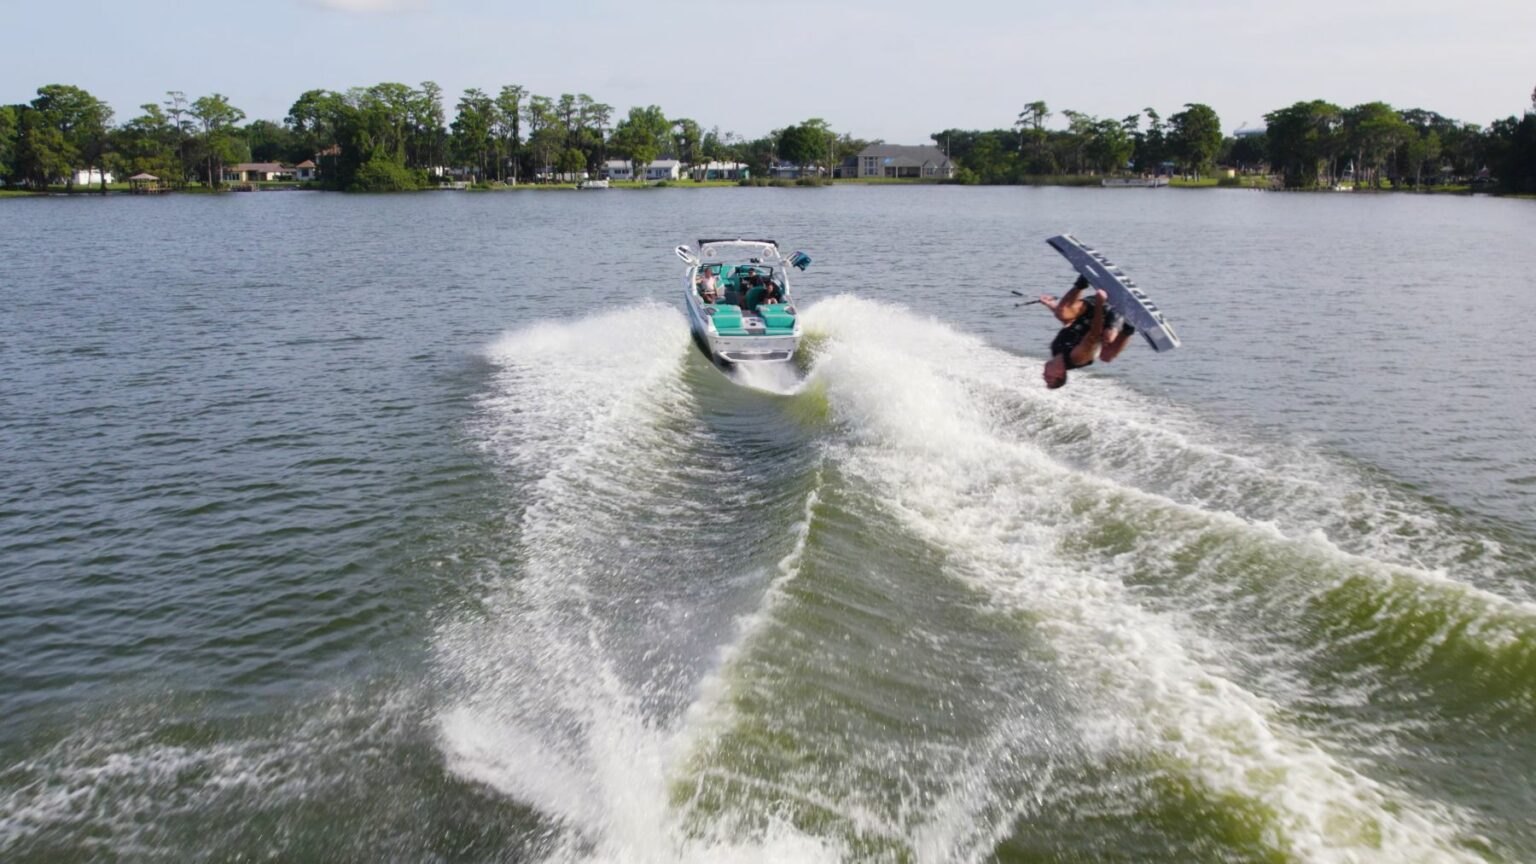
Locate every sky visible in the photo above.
<box><xmin>4</xmin><ymin>0</ymin><xmax>1533</xmax><ymax>142</ymax></box>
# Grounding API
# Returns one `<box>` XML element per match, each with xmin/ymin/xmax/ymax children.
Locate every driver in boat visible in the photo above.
<box><xmin>1040</xmin><ymin>275</ymin><xmax>1135</xmax><ymax>389</ymax></box>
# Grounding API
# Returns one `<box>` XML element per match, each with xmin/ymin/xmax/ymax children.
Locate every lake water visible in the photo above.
<box><xmin>2</xmin><ymin>186</ymin><xmax>1534</xmax><ymax>862</ymax></box>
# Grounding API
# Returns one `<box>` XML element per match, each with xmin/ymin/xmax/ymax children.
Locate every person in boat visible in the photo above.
<box><xmin>743</xmin><ymin>274</ymin><xmax>782</xmax><ymax>310</ymax></box>
<box><xmin>1040</xmin><ymin>276</ymin><xmax>1135</xmax><ymax>389</ymax></box>
<box><xmin>697</xmin><ymin>267</ymin><xmax>720</xmax><ymax>303</ymax></box>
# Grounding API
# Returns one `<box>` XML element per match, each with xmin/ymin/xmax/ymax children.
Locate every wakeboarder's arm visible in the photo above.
<box><xmin>1051</xmin><ymin>276</ymin><xmax>1091</xmax><ymax>324</ymax></box>
<box><xmin>1069</xmin><ymin>291</ymin><xmax>1107</xmax><ymax>367</ymax></box>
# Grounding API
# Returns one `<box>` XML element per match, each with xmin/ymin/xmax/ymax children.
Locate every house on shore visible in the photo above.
<box><xmin>72</xmin><ymin>168</ymin><xmax>114</xmax><ymax>186</ymax></box>
<box><xmin>223</xmin><ymin>162</ymin><xmax>296</xmax><ymax>183</ymax></box>
<box><xmin>853</xmin><ymin>144</ymin><xmax>954</xmax><ymax>179</ymax></box>
<box><xmin>690</xmin><ymin>161</ymin><xmax>748</xmax><ymax>181</ymax></box>
<box><xmin>604</xmin><ymin>158</ymin><xmax>682</xmax><ymax>181</ymax></box>
<box><xmin>768</xmin><ymin>161</ymin><xmax>822</xmax><ymax>179</ymax></box>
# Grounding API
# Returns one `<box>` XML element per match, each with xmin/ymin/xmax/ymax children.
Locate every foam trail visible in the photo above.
<box><xmin>800</xmin><ymin>295</ymin><xmax>1491</xmax><ymax>862</ymax></box>
<box><xmin>727</xmin><ymin>361</ymin><xmax>808</xmax><ymax>396</ymax></box>
<box><xmin>439</xmin><ymin>306</ymin><xmax>840</xmax><ymax>862</ymax></box>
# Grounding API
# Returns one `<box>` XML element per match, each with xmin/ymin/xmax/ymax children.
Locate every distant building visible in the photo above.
<box><xmin>223</xmin><ymin>162</ymin><xmax>295</xmax><ymax>183</ymax></box>
<box><xmin>72</xmin><ymin>168</ymin><xmax>113</xmax><ymax>186</ymax></box>
<box><xmin>690</xmin><ymin>161</ymin><xmax>748</xmax><ymax>181</ymax></box>
<box><xmin>642</xmin><ymin>159</ymin><xmax>681</xmax><ymax>180</ymax></box>
<box><xmin>853</xmin><ymin>144</ymin><xmax>954</xmax><ymax>179</ymax></box>
<box><xmin>604</xmin><ymin>158</ymin><xmax>681</xmax><ymax>181</ymax></box>
<box><xmin>293</xmin><ymin>160</ymin><xmax>318</xmax><ymax>181</ymax></box>
<box><xmin>768</xmin><ymin>161</ymin><xmax>821</xmax><ymax>179</ymax></box>
<box><xmin>1233</xmin><ymin>127</ymin><xmax>1266</xmax><ymax>138</ymax></box>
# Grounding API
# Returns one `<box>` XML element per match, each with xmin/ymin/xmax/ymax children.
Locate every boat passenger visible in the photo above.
<box><xmin>698</xmin><ymin>267</ymin><xmax>720</xmax><ymax>303</ymax></box>
<box><xmin>1039</xmin><ymin>276</ymin><xmax>1135</xmax><ymax>389</ymax></box>
<box><xmin>743</xmin><ymin>275</ymin><xmax>781</xmax><ymax>310</ymax></box>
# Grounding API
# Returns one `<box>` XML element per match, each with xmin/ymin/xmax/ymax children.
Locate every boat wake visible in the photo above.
<box><xmin>431</xmin><ymin>298</ymin><xmax>1534</xmax><ymax>862</ymax></box>
<box><xmin>725</xmin><ymin>360</ymin><xmax>809</xmax><ymax>397</ymax></box>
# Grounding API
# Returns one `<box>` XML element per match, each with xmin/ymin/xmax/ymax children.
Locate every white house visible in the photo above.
<box><xmin>768</xmin><ymin>161</ymin><xmax>821</xmax><ymax>179</ymax></box>
<box><xmin>604</xmin><ymin>158</ymin><xmax>681</xmax><ymax>181</ymax></box>
<box><xmin>222</xmin><ymin>162</ymin><xmax>296</xmax><ymax>183</ymax></box>
<box><xmin>689</xmin><ymin>161</ymin><xmax>748</xmax><ymax>181</ymax></box>
<box><xmin>643</xmin><ymin>159</ymin><xmax>681</xmax><ymax>180</ymax></box>
<box><xmin>72</xmin><ymin>168</ymin><xmax>113</xmax><ymax>186</ymax></box>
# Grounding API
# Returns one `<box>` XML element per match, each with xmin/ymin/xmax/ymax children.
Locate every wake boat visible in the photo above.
<box><xmin>675</xmin><ymin>239</ymin><xmax>811</xmax><ymax>366</ymax></box>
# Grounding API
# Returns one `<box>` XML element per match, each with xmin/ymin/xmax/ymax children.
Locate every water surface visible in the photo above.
<box><xmin>2</xmin><ymin>187</ymin><xmax>1534</xmax><ymax>862</ymax></box>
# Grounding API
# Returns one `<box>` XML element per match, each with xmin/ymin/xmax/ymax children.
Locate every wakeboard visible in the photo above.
<box><xmin>1046</xmin><ymin>234</ymin><xmax>1180</xmax><ymax>352</ymax></box>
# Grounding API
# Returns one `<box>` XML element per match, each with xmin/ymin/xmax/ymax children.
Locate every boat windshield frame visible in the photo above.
<box><xmin>696</xmin><ymin>240</ymin><xmax>783</xmax><ymax>267</ymax></box>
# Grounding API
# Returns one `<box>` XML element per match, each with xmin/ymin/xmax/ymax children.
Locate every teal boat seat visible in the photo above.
<box><xmin>708</xmin><ymin>304</ymin><xmax>748</xmax><ymax>335</ymax></box>
<box><xmin>757</xmin><ymin>305</ymin><xmax>795</xmax><ymax>332</ymax></box>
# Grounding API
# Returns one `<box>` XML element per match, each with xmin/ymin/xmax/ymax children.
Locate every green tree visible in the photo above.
<box><xmin>931</xmin><ymin>128</ymin><xmax>1018</xmax><ymax>183</ymax></box>
<box><xmin>1168</xmin><ymin>103</ymin><xmax>1222</xmax><ymax>178</ymax></box>
<box><xmin>451</xmin><ymin>88</ymin><xmax>494</xmax><ymax>181</ymax></box>
<box><xmin>776</xmin><ymin>122</ymin><xmax>821</xmax><ymax>172</ymax></box>
<box><xmin>13</xmin><ymin>106</ymin><xmax>71</xmax><ymax>188</ymax></box>
<box><xmin>610</xmin><ymin>105</ymin><xmax>668</xmax><ymax>181</ymax></box>
<box><xmin>413</xmin><ymin>81</ymin><xmax>447</xmax><ymax>171</ymax></box>
<box><xmin>523</xmin><ymin>95</ymin><xmax>556</xmax><ymax>181</ymax></box>
<box><xmin>29</xmin><ymin>84</ymin><xmax>112</xmax><ymax>189</ymax></box>
<box><xmin>672</xmin><ymin>117</ymin><xmax>702</xmax><ymax>167</ymax></box>
<box><xmin>1344</xmin><ymin>102</ymin><xmax>1412</xmax><ymax>188</ymax></box>
<box><xmin>579</xmin><ymin>96</ymin><xmax>613</xmax><ymax>172</ymax></box>
<box><xmin>1085</xmin><ymin>115</ymin><xmax>1134</xmax><ymax>173</ymax></box>
<box><xmin>493</xmin><ymin>85</ymin><xmax>526</xmax><ymax>181</ymax></box>
<box><xmin>737</xmin><ymin>135</ymin><xmax>777</xmax><ymax>178</ymax></box>
<box><xmin>1135</xmin><ymin>108</ymin><xmax>1167</xmax><ymax>174</ymax></box>
<box><xmin>350</xmin><ymin>155</ymin><xmax>422</xmax><ymax>191</ymax></box>
<box><xmin>1486</xmin><ymin>105</ymin><xmax>1536</xmax><ymax>193</ymax></box>
<box><xmin>1227</xmin><ymin>132</ymin><xmax>1268</xmax><ymax>172</ymax></box>
<box><xmin>0</xmin><ymin>104</ymin><xmax>17</xmax><ymax>182</ymax></box>
<box><xmin>557</xmin><ymin>147</ymin><xmax>586</xmax><ymax>179</ymax></box>
<box><xmin>163</xmin><ymin>90</ymin><xmax>195</xmax><ymax>182</ymax></box>
<box><xmin>110</xmin><ymin>103</ymin><xmax>182</xmax><ymax>182</ymax></box>
<box><xmin>1015</xmin><ymin>100</ymin><xmax>1050</xmax><ymax>168</ymax></box>
<box><xmin>286</xmin><ymin>89</ymin><xmax>340</xmax><ymax>155</ymax></box>
<box><xmin>1058</xmin><ymin>110</ymin><xmax>1093</xmax><ymax>173</ymax></box>
<box><xmin>190</xmin><ymin>93</ymin><xmax>246</xmax><ymax>188</ymax></box>
<box><xmin>1400</xmin><ymin>128</ymin><xmax>1441</xmax><ymax>188</ymax></box>
<box><xmin>1263</xmin><ymin>100</ymin><xmax>1343</xmax><ymax>187</ymax></box>
<box><xmin>245</xmin><ymin>119</ymin><xmax>303</xmax><ymax>163</ymax></box>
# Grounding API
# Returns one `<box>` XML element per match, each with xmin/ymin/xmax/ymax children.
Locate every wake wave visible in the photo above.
<box><xmin>440</xmin><ymin>306</ymin><xmax>841</xmax><ymax>861</ymax></box>
<box><xmin>790</xmin><ymin>295</ymin><xmax>1527</xmax><ymax>860</ymax></box>
<box><xmin>439</xmin><ymin>298</ymin><xmax>1531</xmax><ymax>861</ymax></box>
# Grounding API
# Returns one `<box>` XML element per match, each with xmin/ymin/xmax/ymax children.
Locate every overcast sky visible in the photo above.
<box><xmin>5</xmin><ymin>0</ymin><xmax>1533</xmax><ymax>142</ymax></box>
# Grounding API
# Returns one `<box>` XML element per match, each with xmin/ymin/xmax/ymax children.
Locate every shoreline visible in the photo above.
<box><xmin>0</xmin><ymin>177</ymin><xmax>1508</xmax><ymax>198</ymax></box>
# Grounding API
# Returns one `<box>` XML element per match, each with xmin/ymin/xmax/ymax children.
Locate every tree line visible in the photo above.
<box><xmin>935</xmin><ymin>102</ymin><xmax>1225</xmax><ymax>183</ymax></box>
<box><xmin>4</xmin><ymin>82</ymin><xmax>1533</xmax><ymax>193</ymax></box>
<box><xmin>1259</xmin><ymin>96</ymin><xmax>1534</xmax><ymax>190</ymax></box>
<box><xmin>0</xmin><ymin>82</ymin><xmax>871</xmax><ymax>192</ymax></box>
<box><xmin>938</xmin><ymin>89</ymin><xmax>1536</xmax><ymax>192</ymax></box>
